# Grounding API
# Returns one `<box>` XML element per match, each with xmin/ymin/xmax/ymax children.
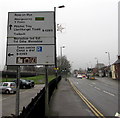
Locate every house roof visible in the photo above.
<box><xmin>114</xmin><ymin>59</ymin><xmax>120</xmax><ymax>64</ymax></box>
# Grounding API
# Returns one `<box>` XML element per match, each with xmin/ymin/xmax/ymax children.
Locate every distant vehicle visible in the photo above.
<box><xmin>0</xmin><ymin>82</ymin><xmax>16</xmax><ymax>94</ymax></box>
<box><xmin>82</xmin><ymin>74</ymin><xmax>87</xmax><ymax>78</ymax></box>
<box><xmin>89</xmin><ymin>76</ymin><xmax>95</xmax><ymax>80</ymax></box>
<box><xmin>13</xmin><ymin>79</ymin><xmax>34</xmax><ymax>89</ymax></box>
<box><xmin>77</xmin><ymin>74</ymin><xmax>82</xmax><ymax>79</ymax></box>
<box><xmin>87</xmin><ymin>73</ymin><xmax>95</xmax><ymax>80</ymax></box>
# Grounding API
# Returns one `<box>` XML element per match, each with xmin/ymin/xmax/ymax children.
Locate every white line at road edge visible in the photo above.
<box><xmin>103</xmin><ymin>91</ymin><xmax>115</xmax><ymax>97</ymax></box>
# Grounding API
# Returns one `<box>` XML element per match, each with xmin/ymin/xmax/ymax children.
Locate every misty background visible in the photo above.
<box><xmin>0</xmin><ymin>0</ymin><xmax>119</xmax><ymax>70</ymax></box>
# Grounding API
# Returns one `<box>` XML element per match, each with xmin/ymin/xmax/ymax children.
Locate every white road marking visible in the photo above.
<box><xmin>89</xmin><ymin>84</ymin><xmax>93</xmax><ymax>87</ymax></box>
<box><xmin>103</xmin><ymin>90</ymin><xmax>115</xmax><ymax>96</ymax></box>
<box><xmin>94</xmin><ymin>86</ymin><xmax>101</xmax><ymax>91</ymax></box>
<box><xmin>92</xmin><ymin>82</ymin><xmax>96</xmax><ymax>85</ymax></box>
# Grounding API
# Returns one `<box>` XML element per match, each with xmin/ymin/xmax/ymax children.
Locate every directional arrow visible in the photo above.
<box><xmin>9</xmin><ymin>24</ymin><xmax>12</xmax><ymax>30</ymax></box>
<box><xmin>8</xmin><ymin>53</ymin><xmax>14</xmax><ymax>57</ymax></box>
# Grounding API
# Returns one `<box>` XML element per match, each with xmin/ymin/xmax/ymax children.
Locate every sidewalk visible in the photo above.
<box><xmin>49</xmin><ymin>77</ymin><xmax>94</xmax><ymax>117</ymax></box>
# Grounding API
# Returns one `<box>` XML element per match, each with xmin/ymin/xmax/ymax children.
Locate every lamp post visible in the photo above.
<box><xmin>54</xmin><ymin>5</ymin><xmax>65</xmax><ymax>77</ymax></box>
<box><xmin>60</xmin><ymin>46</ymin><xmax>65</xmax><ymax>74</ymax></box>
<box><xmin>95</xmin><ymin>57</ymin><xmax>98</xmax><ymax>68</ymax></box>
<box><xmin>105</xmin><ymin>52</ymin><xmax>110</xmax><ymax>66</ymax></box>
<box><xmin>60</xmin><ymin>46</ymin><xmax>65</xmax><ymax>61</ymax></box>
<box><xmin>45</xmin><ymin>6</ymin><xmax>65</xmax><ymax>117</ymax></box>
<box><xmin>95</xmin><ymin>57</ymin><xmax>98</xmax><ymax>75</ymax></box>
<box><xmin>105</xmin><ymin>52</ymin><xmax>111</xmax><ymax>77</ymax></box>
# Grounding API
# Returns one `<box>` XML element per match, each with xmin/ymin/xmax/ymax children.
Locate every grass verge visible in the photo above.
<box><xmin>2</xmin><ymin>75</ymin><xmax>56</xmax><ymax>84</ymax></box>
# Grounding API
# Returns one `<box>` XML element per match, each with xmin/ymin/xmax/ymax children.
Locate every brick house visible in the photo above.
<box><xmin>113</xmin><ymin>56</ymin><xmax>120</xmax><ymax>79</ymax></box>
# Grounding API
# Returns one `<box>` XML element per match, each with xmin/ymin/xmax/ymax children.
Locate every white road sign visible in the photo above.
<box><xmin>7</xmin><ymin>37</ymin><xmax>54</xmax><ymax>45</ymax></box>
<box><xmin>6</xmin><ymin>12</ymin><xmax>55</xmax><ymax>65</ymax></box>
<box><xmin>6</xmin><ymin>45</ymin><xmax>55</xmax><ymax>65</ymax></box>
<box><xmin>7</xmin><ymin>12</ymin><xmax>55</xmax><ymax>44</ymax></box>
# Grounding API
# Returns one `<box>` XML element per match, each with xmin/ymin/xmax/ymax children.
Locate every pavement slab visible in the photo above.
<box><xmin>49</xmin><ymin>78</ymin><xmax>95</xmax><ymax>117</ymax></box>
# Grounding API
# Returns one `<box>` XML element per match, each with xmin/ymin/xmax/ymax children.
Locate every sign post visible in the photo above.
<box><xmin>16</xmin><ymin>66</ymin><xmax>20</xmax><ymax>116</ymax></box>
<box><xmin>7</xmin><ymin>12</ymin><xmax>55</xmax><ymax>116</ymax></box>
<box><xmin>45</xmin><ymin>65</ymin><xmax>49</xmax><ymax>116</ymax></box>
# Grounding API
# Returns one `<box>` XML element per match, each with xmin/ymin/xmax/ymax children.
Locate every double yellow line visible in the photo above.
<box><xmin>68</xmin><ymin>79</ymin><xmax>105</xmax><ymax>118</ymax></box>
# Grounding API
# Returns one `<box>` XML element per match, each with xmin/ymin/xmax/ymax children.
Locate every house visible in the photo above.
<box><xmin>113</xmin><ymin>56</ymin><xmax>120</xmax><ymax>79</ymax></box>
<box><xmin>111</xmin><ymin>64</ymin><xmax>116</xmax><ymax>79</ymax></box>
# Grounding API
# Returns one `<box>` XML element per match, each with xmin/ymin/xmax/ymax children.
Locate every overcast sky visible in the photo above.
<box><xmin>0</xmin><ymin>0</ymin><xmax>119</xmax><ymax>70</ymax></box>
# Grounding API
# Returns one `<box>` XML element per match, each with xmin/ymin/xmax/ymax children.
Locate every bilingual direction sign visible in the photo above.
<box><xmin>7</xmin><ymin>12</ymin><xmax>55</xmax><ymax>45</ymax></box>
<box><xmin>6</xmin><ymin>12</ymin><xmax>55</xmax><ymax>65</ymax></box>
<box><xmin>7</xmin><ymin>45</ymin><xmax>55</xmax><ymax>65</ymax></box>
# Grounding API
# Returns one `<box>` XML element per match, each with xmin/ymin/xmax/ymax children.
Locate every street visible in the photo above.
<box><xmin>69</xmin><ymin>76</ymin><xmax>118</xmax><ymax>116</ymax></box>
<box><xmin>1</xmin><ymin>77</ymin><xmax>119</xmax><ymax>117</ymax></box>
<box><xmin>2</xmin><ymin>84</ymin><xmax>44</xmax><ymax>117</ymax></box>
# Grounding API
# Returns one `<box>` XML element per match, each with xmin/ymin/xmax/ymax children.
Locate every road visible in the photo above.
<box><xmin>69</xmin><ymin>77</ymin><xmax>118</xmax><ymax>117</ymax></box>
<box><xmin>1</xmin><ymin>84</ymin><xmax>44</xmax><ymax>117</ymax></box>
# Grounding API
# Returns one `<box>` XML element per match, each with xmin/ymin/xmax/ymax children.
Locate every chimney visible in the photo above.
<box><xmin>118</xmin><ymin>55</ymin><xmax>120</xmax><ymax>59</ymax></box>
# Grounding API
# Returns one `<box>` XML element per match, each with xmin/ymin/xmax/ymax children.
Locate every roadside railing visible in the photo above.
<box><xmin>19</xmin><ymin>76</ymin><xmax>61</xmax><ymax>118</ymax></box>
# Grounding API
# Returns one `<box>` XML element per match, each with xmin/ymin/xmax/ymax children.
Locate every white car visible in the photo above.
<box><xmin>77</xmin><ymin>74</ymin><xmax>82</xmax><ymax>79</ymax></box>
<box><xmin>0</xmin><ymin>82</ymin><xmax>16</xmax><ymax>94</ymax></box>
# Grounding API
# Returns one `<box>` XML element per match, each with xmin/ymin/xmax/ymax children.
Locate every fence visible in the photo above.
<box><xmin>19</xmin><ymin>76</ymin><xmax>61</xmax><ymax>118</ymax></box>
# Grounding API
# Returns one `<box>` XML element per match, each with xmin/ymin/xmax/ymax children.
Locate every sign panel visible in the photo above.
<box><xmin>7</xmin><ymin>12</ymin><xmax>55</xmax><ymax>44</ymax></box>
<box><xmin>6</xmin><ymin>45</ymin><xmax>55</xmax><ymax>65</ymax></box>
<box><xmin>6</xmin><ymin>12</ymin><xmax>55</xmax><ymax>65</ymax></box>
<box><xmin>7</xmin><ymin>37</ymin><xmax>54</xmax><ymax>45</ymax></box>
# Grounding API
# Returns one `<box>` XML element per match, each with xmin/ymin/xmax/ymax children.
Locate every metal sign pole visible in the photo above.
<box><xmin>45</xmin><ymin>65</ymin><xmax>49</xmax><ymax>117</ymax></box>
<box><xmin>15</xmin><ymin>66</ymin><xmax>20</xmax><ymax>116</ymax></box>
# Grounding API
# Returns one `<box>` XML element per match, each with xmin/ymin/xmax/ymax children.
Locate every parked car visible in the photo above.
<box><xmin>13</xmin><ymin>79</ymin><xmax>34</xmax><ymax>89</ymax></box>
<box><xmin>26</xmin><ymin>80</ymin><xmax>35</xmax><ymax>88</ymax></box>
<box><xmin>0</xmin><ymin>82</ymin><xmax>16</xmax><ymax>94</ymax></box>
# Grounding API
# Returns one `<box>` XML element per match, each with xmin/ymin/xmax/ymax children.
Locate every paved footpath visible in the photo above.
<box><xmin>49</xmin><ymin>77</ymin><xmax>95</xmax><ymax>117</ymax></box>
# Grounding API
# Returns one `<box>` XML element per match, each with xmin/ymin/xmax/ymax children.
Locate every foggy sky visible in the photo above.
<box><xmin>0</xmin><ymin>0</ymin><xmax>119</xmax><ymax>70</ymax></box>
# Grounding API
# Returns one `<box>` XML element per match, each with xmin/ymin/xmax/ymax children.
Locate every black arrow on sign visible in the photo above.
<box><xmin>9</xmin><ymin>24</ymin><xmax>12</xmax><ymax>30</ymax></box>
<box><xmin>8</xmin><ymin>53</ymin><xmax>14</xmax><ymax>57</ymax></box>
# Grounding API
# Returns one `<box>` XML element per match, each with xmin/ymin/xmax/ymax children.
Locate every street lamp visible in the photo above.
<box><xmin>60</xmin><ymin>46</ymin><xmax>65</xmax><ymax>59</ymax></box>
<box><xmin>105</xmin><ymin>52</ymin><xmax>111</xmax><ymax>78</ymax></box>
<box><xmin>60</xmin><ymin>46</ymin><xmax>65</xmax><ymax>74</ymax></box>
<box><xmin>58</xmin><ymin>5</ymin><xmax>65</xmax><ymax>8</ymax></box>
<box><xmin>105</xmin><ymin>52</ymin><xmax>111</xmax><ymax>66</ymax></box>
<box><xmin>95</xmin><ymin>57</ymin><xmax>98</xmax><ymax>68</ymax></box>
<box><xmin>45</xmin><ymin>6</ymin><xmax>65</xmax><ymax>117</ymax></box>
<box><xmin>95</xmin><ymin>57</ymin><xmax>99</xmax><ymax>76</ymax></box>
<box><xmin>54</xmin><ymin>5</ymin><xmax>65</xmax><ymax>75</ymax></box>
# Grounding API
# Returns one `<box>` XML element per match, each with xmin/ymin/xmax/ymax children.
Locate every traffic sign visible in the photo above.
<box><xmin>7</xmin><ymin>37</ymin><xmax>54</xmax><ymax>45</ymax></box>
<box><xmin>6</xmin><ymin>45</ymin><xmax>55</xmax><ymax>65</ymax></box>
<box><xmin>7</xmin><ymin>12</ymin><xmax>55</xmax><ymax>45</ymax></box>
<box><xmin>6</xmin><ymin>11</ymin><xmax>55</xmax><ymax>65</ymax></box>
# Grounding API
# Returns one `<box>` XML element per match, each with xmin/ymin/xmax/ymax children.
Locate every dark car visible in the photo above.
<box><xmin>13</xmin><ymin>79</ymin><xmax>34</xmax><ymax>89</ymax></box>
<box><xmin>26</xmin><ymin>80</ymin><xmax>35</xmax><ymax>88</ymax></box>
